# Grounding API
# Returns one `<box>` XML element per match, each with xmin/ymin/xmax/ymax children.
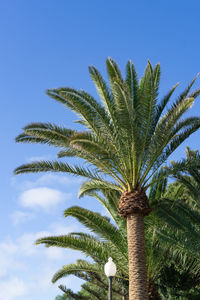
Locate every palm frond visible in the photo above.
<box><xmin>88</xmin><ymin>65</ymin><xmax>114</xmax><ymax>118</ymax></box>
<box><xmin>16</xmin><ymin>122</ymin><xmax>76</xmax><ymax>148</ymax></box>
<box><xmin>86</xmin><ymin>190</ymin><xmax>127</xmax><ymax>236</ymax></box>
<box><xmin>156</xmin><ymin>200</ymin><xmax>200</xmax><ymax>237</ymax></box>
<box><xmin>175</xmin><ymin>73</ymin><xmax>200</xmax><ymax>105</ymax></box>
<box><xmin>36</xmin><ymin>234</ymin><xmax>110</xmax><ymax>262</ymax></box>
<box><xmin>144</xmin><ymin>118</ymin><xmax>200</xmax><ymax>186</ymax></box>
<box><xmin>14</xmin><ymin>160</ymin><xmax>106</xmax><ymax>182</ymax></box>
<box><xmin>140</xmin><ymin>97</ymin><xmax>196</xmax><ymax>185</ymax></box>
<box><xmin>106</xmin><ymin>57</ymin><xmax>124</xmax><ymax>88</ymax></box>
<box><xmin>52</xmin><ymin>260</ymin><xmax>106</xmax><ymax>283</ymax></box>
<box><xmin>78</xmin><ymin>180</ymin><xmax>122</xmax><ymax>197</ymax></box>
<box><xmin>153</xmin><ymin>82</ymin><xmax>180</xmax><ymax>128</ymax></box>
<box><xmin>64</xmin><ymin>206</ymin><xmax>127</xmax><ymax>256</ymax></box>
<box><xmin>68</xmin><ymin>132</ymin><xmax>126</xmax><ymax>184</ymax></box>
<box><xmin>47</xmin><ymin>88</ymin><xmax>103</xmax><ymax>134</ymax></box>
<box><xmin>58</xmin><ymin>286</ymin><xmax>88</xmax><ymax>300</ymax></box>
<box><xmin>125</xmin><ymin>60</ymin><xmax>139</xmax><ymax>108</ymax></box>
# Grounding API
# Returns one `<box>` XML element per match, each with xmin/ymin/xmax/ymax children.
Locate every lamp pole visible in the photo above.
<box><xmin>108</xmin><ymin>276</ymin><xmax>113</xmax><ymax>300</ymax></box>
<box><xmin>104</xmin><ymin>257</ymin><xmax>117</xmax><ymax>300</ymax></box>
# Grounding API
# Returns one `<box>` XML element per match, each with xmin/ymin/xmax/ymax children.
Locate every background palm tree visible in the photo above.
<box><xmin>57</xmin><ymin>281</ymin><xmax>113</xmax><ymax>300</ymax></box>
<box><xmin>165</xmin><ymin>146</ymin><xmax>200</xmax><ymax>204</ymax></box>
<box><xmin>55</xmin><ymin>265</ymin><xmax>127</xmax><ymax>300</ymax></box>
<box><xmin>15</xmin><ymin>59</ymin><xmax>200</xmax><ymax>299</ymax></box>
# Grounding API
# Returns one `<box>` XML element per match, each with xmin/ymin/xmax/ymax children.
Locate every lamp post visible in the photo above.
<box><xmin>104</xmin><ymin>257</ymin><xmax>117</xmax><ymax>300</ymax></box>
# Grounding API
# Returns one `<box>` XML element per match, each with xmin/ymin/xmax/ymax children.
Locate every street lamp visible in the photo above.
<box><xmin>104</xmin><ymin>257</ymin><xmax>117</xmax><ymax>300</ymax></box>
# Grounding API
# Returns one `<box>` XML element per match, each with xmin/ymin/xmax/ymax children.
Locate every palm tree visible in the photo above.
<box><xmin>15</xmin><ymin>58</ymin><xmax>200</xmax><ymax>299</ymax></box>
<box><xmin>165</xmin><ymin>146</ymin><xmax>200</xmax><ymax>205</ymax></box>
<box><xmin>56</xmin><ymin>268</ymin><xmax>126</xmax><ymax>300</ymax></box>
<box><xmin>36</xmin><ymin>176</ymin><xmax>200</xmax><ymax>298</ymax></box>
<box><xmin>57</xmin><ymin>281</ymin><xmax>111</xmax><ymax>300</ymax></box>
<box><xmin>152</xmin><ymin>199</ymin><xmax>200</xmax><ymax>298</ymax></box>
<box><xmin>35</xmin><ymin>188</ymin><xmax>161</xmax><ymax>299</ymax></box>
<box><xmin>53</xmin><ymin>157</ymin><xmax>200</xmax><ymax>299</ymax></box>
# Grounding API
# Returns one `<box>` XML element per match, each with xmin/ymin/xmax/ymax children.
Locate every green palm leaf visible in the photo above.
<box><xmin>52</xmin><ymin>260</ymin><xmax>106</xmax><ymax>283</ymax></box>
<box><xmin>14</xmin><ymin>160</ymin><xmax>107</xmax><ymax>181</ymax></box>
<box><xmin>64</xmin><ymin>206</ymin><xmax>127</xmax><ymax>255</ymax></box>
<box><xmin>16</xmin><ymin>122</ymin><xmax>76</xmax><ymax>147</ymax></box>
<box><xmin>36</xmin><ymin>233</ymin><xmax>110</xmax><ymax>262</ymax></box>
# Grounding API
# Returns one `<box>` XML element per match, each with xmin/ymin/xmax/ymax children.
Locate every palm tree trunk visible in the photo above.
<box><xmin>127</xmin><ymin>214</ymin><xmax>148</xmax><ymax>300</ymax></box>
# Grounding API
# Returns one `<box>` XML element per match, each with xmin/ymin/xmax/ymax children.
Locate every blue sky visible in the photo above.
<box><xmin>1</xmin><ymin>0</ymin><xmax>200</xmax><ymax>299</ymax></box>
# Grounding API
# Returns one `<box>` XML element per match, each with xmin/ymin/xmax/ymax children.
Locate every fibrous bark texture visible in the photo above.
<box><xmin>118</xmin><ymin>190</ymin><xmax>151</xmax><ymax>217</ymax></box>
<box><xmin>127</xmin><ymin>214</ymin><xmax>148</xmax><ymax>300</ymax></box>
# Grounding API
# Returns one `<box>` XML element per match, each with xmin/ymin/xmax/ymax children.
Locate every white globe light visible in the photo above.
<box><xmin>104</xmin><ymin>257</ymin><xmax>117</xmax><ymax>277</ymax></box>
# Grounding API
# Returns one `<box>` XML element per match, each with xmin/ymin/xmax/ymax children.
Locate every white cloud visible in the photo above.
<box><xmin>45</xmin><ymin>247</ymin><xmax>64</xmax><ymax>260</ymax></box>
<box><xmin>0</xmin><ymin>239</ymin><xmax>18</xmax><ymax>255</ymax></box>
<box><xmin>0</xmin><ymin>220</ymin><xmax>86</xmax><ymax>299</ymax></box>
<box><xmin>0</xmin><ymin>231</ymin><xmax>61</xmax><ymax>280</ymax></box>
<box><xmin>0</xmin><ymin>277</ymin><xmax>28</xmax><ymax>300</ymax></box>
<box><xmin>0</xmin><ymin>223</ymin><xmax>81</xmax><ymax>266</ymax></box>
<box><xmin>16</xmin><ymin>231</ymin><xmax>51</xmax><ymax>256</ymax></box>
<box><xmin>19</xmin><ymin>187</ymin><xmax>71</xmax><ymax>211</ymax></box>
<box><xmin>11</xmin><ymin>211</ymin><xmax>35</xmax><ymax>225</ymax></box>
<box><xmin>0</xmin><ymin>252</ymin><xmax>24</xmax><ymax>278</ymax></box>
<box><xmin>0</xmin><ymin>232</ymin><xmax>51</xmax><ymax>277</ymax></box>
<box><xmin>0</xmin><ymin>238</ymin><xmax>27</xmax><ymax>278</ymax></box>
<box><xmin>36</xmin><ymin>173</ymin><xmax>83</xmax><ymax>185</ymax></box>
